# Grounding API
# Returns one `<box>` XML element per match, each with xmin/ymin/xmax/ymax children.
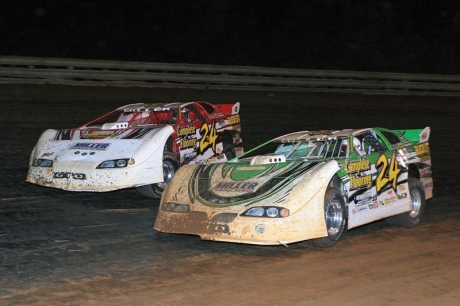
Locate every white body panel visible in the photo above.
<box><xmin>27</xmin><ymin>126</ymin><xmax>174</xmax><ymax>191</ymax></box>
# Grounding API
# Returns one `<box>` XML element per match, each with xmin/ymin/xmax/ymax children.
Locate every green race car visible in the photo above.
<box><xmin>154</xmin><ymin>127</ymin><xmax>432</xmax><ymax>247</ymax></box>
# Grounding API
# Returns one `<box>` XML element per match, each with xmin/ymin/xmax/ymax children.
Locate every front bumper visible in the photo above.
<box><xmin>26</xmin><ymin>164</ymin><xmax>162</xmax><ymax>192</ymax></box>
<box><xmin>154</xmin><ymin>209</ymin><xmax>327</xmax><ymax>245</ymax></box>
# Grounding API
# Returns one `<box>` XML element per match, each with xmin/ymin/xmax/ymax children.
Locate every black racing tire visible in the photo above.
<box><xmin>136</xmin><ymin>151</ymin><xmax>178</xmax><ymax>198</ymax></box>
<box><xmin>385</xmin><ymin>178</ymin><xmax>425</xmax><ymax>227</ymax></box>
<box><xmin>310</xmin><ymin>188</ymin><xmax>346</xmax><ymax>248</ymax></box>
<box><xmin>223</xmin><ymin>143</ymin><xmax>236</xmax><ymax>160</ymax></box>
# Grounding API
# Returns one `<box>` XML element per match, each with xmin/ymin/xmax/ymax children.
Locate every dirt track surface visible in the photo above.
<box><xmin>1</xmin><ymin>84</ymin><xmax>459</xmax><ymax>305</ymax></box>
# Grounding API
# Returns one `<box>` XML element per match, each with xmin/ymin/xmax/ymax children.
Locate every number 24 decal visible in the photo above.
<box><xmin>199</xmin><ymin>121</ymin><xmax>218</xmax><ymax>153</ymax></box>
<box><xmin>376</xmin><ymin>150</ymin><xmax>401</xmax><ymax>193</ymax></box>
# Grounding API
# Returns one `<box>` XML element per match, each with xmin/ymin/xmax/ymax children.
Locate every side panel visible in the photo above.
<box><xmin>128</xmin><ymin>126</ymin><xmax>175</xmax><ymax>185</ymax></box>
<box><xmin>345</xmin><ymin>150</ymin><xmax>412</xmax><ymax>229</ymax></box>
<box><xmin>175</xmin><ymin>116</ymin><xmax>242</xmax><ymax>165</ymax></box>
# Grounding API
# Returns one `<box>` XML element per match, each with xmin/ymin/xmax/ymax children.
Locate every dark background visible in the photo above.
<box><xmin>1</xmin><ymin>1</ymin><xmax>459</xmax><ymax>74</ymax></box>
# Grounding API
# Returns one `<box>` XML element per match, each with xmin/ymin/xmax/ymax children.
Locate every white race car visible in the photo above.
<box><xmin>27</xmin><ymin>101</ymin><xmax>243</xmax><ymax>198</ymax></box>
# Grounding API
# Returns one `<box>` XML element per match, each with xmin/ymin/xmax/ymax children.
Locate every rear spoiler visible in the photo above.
<box><xmin>419</xmin><ymin>127</ymin><xmax>430</xmax><ymax>143</ymax></box>
<box><xmin>218</xmin><ymin>102</ymin><xmax>240</xmax><ymax>115</ymax></box>
<box><xmin>392</xmin><ymin>126</ymin><xmax>430</xmax><ymax>144</ymax></box>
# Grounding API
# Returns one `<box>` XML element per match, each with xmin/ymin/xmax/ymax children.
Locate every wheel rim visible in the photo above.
<box><xmin>409</xmin><ymin>188</ymin><xmax>421</xmax><ymax>218</ymax></box>
<box><xmin>325</xmin><ymin>199</ymin><xmax>344</xmax><ymax>236</ymax></box>
<box><xmin>157</xmin><ymin>160</ymin><xmax>175</xmax><ymax>189</ymax></box>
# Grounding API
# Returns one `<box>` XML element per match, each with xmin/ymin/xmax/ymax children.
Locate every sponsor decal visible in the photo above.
<box><xmin>184</xmin><ymin>152</ymin><xmax>197</xmax><ymax>163</ymax></box>
<box><xmin>345</xmin><ymin>157</ymin><xmax>371</xmax><ymax>175</ymax></box>
<box><xmin>53</xmin><ymin>172</ymin><xmax>86</xmax><ymax>180</ymax></box>
<box><xmin>414</xmin><ymin>143</ymin><xmax>430</xmax><ymax>155</ymax></box>
<box><xmin>349</xmin><ymin>174</ymin><xmax>372</xmax><ymax>190</ymax></box>
<box><xmin>212</xmin><ymin>182</ymin><xmax>260</xmax><ymax>193</ymax></box>
<box><xmin>396</xmin><ymin>193</ymin><xmax>407</xmax><ymax>199</ymax></box>
<box><xmin>42</xmin><ymin>152</ymin><xmax>54</xmax><ymax>157</ymax></box>
<box><xmin>81</xmin><ymin>131</ymin><xmax>116</xmax><ymax>139</ymax></box>
<box><xmin>421</xmin><ymin>132</ymin><xmax>428</xmax><ymax>141</ymax></box>
<box><xmin>345</xmin><ymin>157</ymin><xmax>372</xmax><ymax>191</ymax></box>
<box><xmin>227</xmin><ymin>114</ymin><xmax>241</xmax><ymax>126</ymax></box>
<box><xmin>177</xmin><ymin>126</ymin><xmax>197</xmax><ymax>150</ymax></box>
<box><xmin>177</xmin><ymin>126</ymin><xmax>196</xmax><ymax>137</ymax></box>
<box><xmin>70</xmin><ymin>143</ymin><xmax>111</xmax><ymax>151</ymax></box>
<box><xmin>354</xmin><ymin>191</ymin><xmax>374</xmax><ymax>204</ymax></box>
<box><xmin>180</xmin><ymin>138</ymin><xmax>197</xmax><ymax>150</ymax></box>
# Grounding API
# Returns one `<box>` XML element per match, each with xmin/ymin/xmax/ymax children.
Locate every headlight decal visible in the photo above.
<box><xmin>242</xmin><ymin>206</ymin><xmax>290</xmax><ymax>218</ymax></box>
<box><xmin>96</xmin><ymin>158</ymin><xmax>131</xmax><ymax>169</ymax></box>
<box><xmin>34</xmin><ymin>158</ymin><xmax>53</xmax><ymax>167</ymax></box>
<box><xmin>165</xmin><ymin>202</ymin><xmax>190</xmax><ymax>212</ymax></box>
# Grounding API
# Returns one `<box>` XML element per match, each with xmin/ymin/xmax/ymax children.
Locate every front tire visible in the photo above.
<box><xmin>386</xmin><ymin>178</ymin><xmax>425</xmax><ymax>227</ymax></box>
<box><xmin>310</xmin><ymin>188</ymin><xmax>346</xmax><ymax>248</ymax></box>
<box><xmin>136</xmin><ymin>151</ymin><xmax>178</xmax><ymax>198</ymax></box>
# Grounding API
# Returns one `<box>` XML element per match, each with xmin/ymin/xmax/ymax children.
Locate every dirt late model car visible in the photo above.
<box><xmin>26</xmin><ymin>101</ymin><xmax>243</xmax><ymax>198</ymax></box>
<box><xmin>154</xmin><ymin>127</ymin><xmax>432</xmax><ymax>247</ymax></box>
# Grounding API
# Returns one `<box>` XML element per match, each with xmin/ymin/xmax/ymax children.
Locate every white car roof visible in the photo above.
<box><xmin>273</xmin><ymin>128</ymin><xmax>371</xmax><ymax>142</ymax></box>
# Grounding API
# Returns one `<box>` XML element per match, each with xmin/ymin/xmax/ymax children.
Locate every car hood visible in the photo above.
<box><xmin>161</xmin><ymin>157</ymin><xmax>340</xmax><ymax>214</ymax></box>
<box><xmin>29</xmin><ymin>126</ymin><xmax>174</xmax><ymax>167</ymax></box>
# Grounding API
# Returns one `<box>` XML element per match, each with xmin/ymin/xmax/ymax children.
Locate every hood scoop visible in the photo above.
<box><xmin>249</xmin><ymin>154</ymin><xmax>286</xmax><ymax>165</ymax></box>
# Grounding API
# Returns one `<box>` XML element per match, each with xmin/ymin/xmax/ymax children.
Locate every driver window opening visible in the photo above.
<box><xmin>274</xmin><ymin>138</ymin><xmax>349</xmax><ymax>160</ymax></box>
<box><xmin>353</xmin><ymin>131</ymin><xmax>386</xmax><ymax>156</ymax></box>
<box><xmin>290</xmin><ymin>142</ymin><xmax>309</xmax><ymax>157</ymax></box>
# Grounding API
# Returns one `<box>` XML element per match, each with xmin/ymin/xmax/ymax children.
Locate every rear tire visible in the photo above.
<box><xmin>386</xmin><ymin>178</ymin><xmax>425</xmax><ymax>227</ymax></box>
<box><xmin>136</xmin><ymin>151</ymin><xmax>178</xmax><ymax>198</ymax></box>
<box><xmin>223</xmin><ymin>143</ymin><xmax>236</xmax><ymax>160</ymax></box>
<box><xmin>310</xmin><ymin>188</ymin><xmax>346</xmax><ymax>248</ymax></box>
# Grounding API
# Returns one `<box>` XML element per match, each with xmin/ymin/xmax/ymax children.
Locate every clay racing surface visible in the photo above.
<box><xmin>1</xmin><ymin>84</ymin><xmax>459</xmax><ymax>305</ymax></box>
